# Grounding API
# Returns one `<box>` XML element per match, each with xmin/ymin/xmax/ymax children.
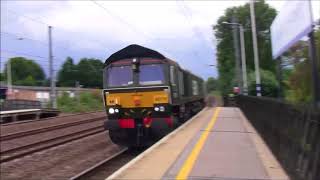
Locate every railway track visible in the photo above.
<box><xmin>1</xmin><ymin>111</ymin><xmax>104</xmax><ymax>126</ymax></box>
<box><xmin>0</xmin><ymin>126</ymin><xmax>105</xmax><ymax>163</ymax></box>
<box><xmin>70</xmin><ymin>148</ymin><xmax>140</xmax><ymax>180</ymax></box>
<box><xmin>1</xmin><ymin>116</ymin><xmax>105</xmax><ymax>141</ymax></box>
<box><xmin>0</xmin><ymin>113</ymin><xmax>107</xmax><ymax>163</ymax></box>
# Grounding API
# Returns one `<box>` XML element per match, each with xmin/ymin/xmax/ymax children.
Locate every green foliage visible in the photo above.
<box><xmin>0</xmin><ymin>72</ymin><xmax>4</xmax><ymax>81</ymax></box>
<box><xmin>3</xmin><ymin>57</ymin><xmax>45</xmax><ymax>86</ymax></box>
<box><xmin>23</xmin><ymin>75</ymin><xmax>37</xmax><ymax>86</ymax></box>
<box><xmin>248</xmin><ymin>69</ymin><xmax>278</xmax><ymax>97</ymax></box>
<box><xmin>57</xmin><ymin>90</ymin><xmax>104</xmax><ymax>112</ymax></box>
<box><xmin>77</xmin><ymin>58</ymin><xmax>103</xmax><ymax>88</ymax></box>
<box><xmin>283</xmin><ymin>30</ymin><xmax>320</xmax><ymax>104</ymax></box>
<box><xmin>213</xmin><ymin>0</ymin><xmax>277</xmax><ymax>96</ymax></box>
<box><xmin>287</xmin><ymin>61</ymin><xmax>312</xmax><ymax>103</ymax></box>
<box><xmin>316</xmin><ymin>30</ymin><xmax>320</xmax><ymax>72</ymax></box>
<box><xmin>206</xmin><ymin>77</ymin><xmax>218</xmax><ymax>92</ymax></box>
<box><xmin>57</xmin><ymin>57</ymin><xmax>103</xmax><ymax>88</ymax></box>
<box><xmin>316</xmin><ymin>30</ymin><xmax>320</xmax><ymax>60</ymax></box>
<box><xmin>57</xmin><ymin>57</ymin><xmax>78</xmax><ymax>87</ymax></box>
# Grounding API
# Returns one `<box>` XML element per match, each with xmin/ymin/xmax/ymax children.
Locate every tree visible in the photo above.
<box><xmin>284</xmin><ymin>30</ymin><xmax>320</xmax><ymax>104</ymax></box>
<box><xmin>3</xmin><ymin>57</ymin><xmax>45</xmax><ymax>86</ymax></box>
<box><xmin>287</xmin><ymin>61</ymin><xmax>312</xmax><ymax>103</ymax></box>
<box><xmin>57</xmin><ymin>57</ymin><xmax>104</xmax><ymax>88</ymax></box>
<box><xmin>213</xmin><ymin>0</ymin><xmax>277</xmax><ymax>96</ymax></box>
<box><xmin>0</xmin><ymin>72</ymin><xmax>4</xmax><ymax>82</ymax></box>
<box><xmin>57</xmin><ymin>57</ymin><xmax>78</xmax><ymax>87</ymax></box>
<box><xmin>206</xmin><ymin>77</ymin><xmax>218</xmax><ymax>92</ymax></box>
<box><xmin>23</xmin><ymin>75</ymin><xmax>37</xmax><ymax>86</ymax></box>
<box><xmin>76</xmin><ymin>58</ymin><xmax>103</xmax><ymax>88</ymax></box>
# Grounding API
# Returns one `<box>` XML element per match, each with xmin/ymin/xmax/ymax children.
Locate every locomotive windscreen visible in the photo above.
<box><xmin>107</xmin><ymin>64</ymin><xmax>165</xmax><ymax>87</ymax></box>
<box><xmin>107</xmin><ymin>66</ymin><xmax>133</xmax><ymax>87</ymax></box>
<box><xmin>139</xmin><ymin>64</ymin><xmax>165</xmax><ymax>85</ymax></box>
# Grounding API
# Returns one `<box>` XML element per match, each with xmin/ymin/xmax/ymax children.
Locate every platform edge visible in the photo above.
<box><xmin>237</xmin><ymin>108</ymin><xmax>289</xmax><ymax>180</ymax></box>
<box><xmin>106</xmin><ymin>107</ymin><xmax>210</xmax><ymax>180</ymax></box>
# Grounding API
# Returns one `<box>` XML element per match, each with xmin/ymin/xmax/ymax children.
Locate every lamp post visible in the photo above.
<box><xmin>6</xmin><ymin>37</ymin><xmax>25</xmax><ymax>95</ymax></box>
<box><xmin>250</xmin><ymin>0</ymin><xmax>262</xmax><ymax>96</ymax></box>
<box><xmin>222</xmin><ymin>22</ymin><xmax>248</xmax><ymax>95</ymax></box>
<box><xmin>48</xmin><ymin>26</ymin><xmax>57</xmax><ymax>108</ymax></box>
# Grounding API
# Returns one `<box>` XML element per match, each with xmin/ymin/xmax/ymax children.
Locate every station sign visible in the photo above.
<box><xmin>271</xmin><ymin>0</ymin><xmax>314</xmax><ymax>59</ymax></box>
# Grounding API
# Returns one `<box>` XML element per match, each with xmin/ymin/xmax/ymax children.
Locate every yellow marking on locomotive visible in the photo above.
<box><xmin>107</xmin><ymin>96</ymin><xmax>120</xmax><ymax>105</ymax></box>
<box><xmin>154</xmin><ymin>94</ymin><xmax>168</xmax><ymax>104</ymax></box>
<box><xmin>106</xmin><ymin>90</ymin><xmax>169</xmax><ymax>108</ymax></box>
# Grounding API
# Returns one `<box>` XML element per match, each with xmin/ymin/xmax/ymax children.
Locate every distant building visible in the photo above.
<box><xmin>0</xmin><ymin>82</ymin><xmax>100</xmax><ymax>107</ymax></box>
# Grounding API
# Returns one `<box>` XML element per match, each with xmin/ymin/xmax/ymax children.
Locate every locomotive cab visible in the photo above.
<box><xmin>103</xmin><ymin>47</ymin><xmax>177</xmax><ymax>147</ymax></box>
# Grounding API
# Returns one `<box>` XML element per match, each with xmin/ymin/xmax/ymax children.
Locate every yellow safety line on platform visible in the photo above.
<box><xmin>176</xmin><ymin>107</ymin><xmax>221</xmax><ymax>180</ymax></box>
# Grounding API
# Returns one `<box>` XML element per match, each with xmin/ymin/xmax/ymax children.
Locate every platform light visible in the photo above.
<box><xmin>108</xmin><ymin>108</ymin><xmax>115</xmax><ymax>114</ymax></box>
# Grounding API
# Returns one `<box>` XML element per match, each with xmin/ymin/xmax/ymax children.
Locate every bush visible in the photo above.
<box><xmin>287</xmin><ymin>60</ymin><xmax>312</xmax><ymax>104</ymax></box>
<box><xmin>57</xmin><ymin>90</ymin><xmax>104</xmax><ymax>113</ymax></box>
<box><xmin>248</xmin><ymin>69</ymin><xmax>278</xmax><ymax>97</ymax></box>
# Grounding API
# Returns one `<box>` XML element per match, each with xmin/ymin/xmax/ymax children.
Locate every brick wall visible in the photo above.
<box><xmin>7</xmin><ymin>89</ymin><xmax>37</xmax><ymax>101</ymax></box>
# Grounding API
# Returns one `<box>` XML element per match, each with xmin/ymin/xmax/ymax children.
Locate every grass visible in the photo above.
<box><xmin>57</xmin><ymin>90</ymin><xmax>104</xmax><ymax>113</ymax></box>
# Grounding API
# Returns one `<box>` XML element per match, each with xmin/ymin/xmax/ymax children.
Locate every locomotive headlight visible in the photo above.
<box><xmin>159</xmin><ymin>106</ymin><xmax>165</xmax><ymax>112</ymax></box>
<box><xmin>154</xmin><ymin>107</ymin><xmax>160</xmax><ymax>111</ymax></box>
<box><xmin>132</xmin><ymin>58</ymin><xmax>137</xmax><ymax>63</ymax></box>
<box><xmin>115</xmin><ymin>109</ymin><xmax>119</xmax><ymax>113</ymax></box>
<box><xmin>108</xmin><ymin>108</ymin><xmax>115</xmax><ymax>114</ymax></box>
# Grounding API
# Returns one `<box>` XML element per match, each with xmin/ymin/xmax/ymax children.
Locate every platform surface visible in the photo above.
<box><xmin>107</xmin><ymin>107</ymin><xmax>289</xmax><ymax>180</ymax></box>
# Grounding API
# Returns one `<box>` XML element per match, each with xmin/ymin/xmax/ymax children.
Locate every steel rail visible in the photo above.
<box><xmin>69</xmin><ymin>148</ymin><xmax>129</xmax><ymax>180</ymax></box>
<box><xmin>1</xmin><ymin>111</ymin><xmax>105</xmax><ymax>126</ymax></box>
<box><xmin>1</xmin><ymin>116</ymin><xmax>105</xmax><ymax>141</ymax></box>
<box><xmin>0</xmin><ymin>126</ymin><xmax>105</xmax><ymax>163</ymax></box>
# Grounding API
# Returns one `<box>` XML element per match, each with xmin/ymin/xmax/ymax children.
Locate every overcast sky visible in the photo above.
<box><xmin>1</xmin><ymin>0</ymin><xmax>319</xmax><ymax>80</ymax></box>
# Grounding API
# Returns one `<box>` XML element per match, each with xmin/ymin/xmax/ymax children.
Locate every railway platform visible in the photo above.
<box><xmin>0</xmin><ymin>108</ymin><xmax>60</xmax><ymax>123</ymax></box>
<box><xmin>107</xmin><ymin>107</ymin><xmax>289</xmax><ymax>180</ymax></box>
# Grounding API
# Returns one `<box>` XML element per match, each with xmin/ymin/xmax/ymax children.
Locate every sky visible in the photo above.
<box><xmin>1</xmin><ymin>0</ymin><xmax>319</xmax><ymax>80</ymax></box>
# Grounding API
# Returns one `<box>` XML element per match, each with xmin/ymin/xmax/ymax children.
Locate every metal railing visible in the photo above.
<box><xmin>236</xmin><ymin>95</ymin><xmax>320</xmax><ymax>180</ymax></box>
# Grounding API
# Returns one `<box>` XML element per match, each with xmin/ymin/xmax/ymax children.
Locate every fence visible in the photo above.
<box><xmin>236</xmin><ymin>95</ymin><xmax>320</xmax><ymax>180</ymax></box>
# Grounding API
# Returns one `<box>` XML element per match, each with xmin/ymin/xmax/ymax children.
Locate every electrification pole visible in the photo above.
<box><xmin>250</xmin><ymin>0</ymin><xmax>262</xmax><ymax>96</ymax></box>
<box><xmin>239</xmin><ymin>25</ymin><xmax>248</xmax><ymax>95</ymax></box>
<box><xmin>75</xmin><ymin>81</ymin><xmax>80</xmax><ymax>104</ymax></box>
<box><xmin>6</xmin><ymin>60</ymin><xmax>12</xmax><ymax>94</ymax></box>
<box><xmin>231</xmin><ymin>16</ymin><xmax>242</xmax><ymax>94</ymax></box>
<box><xmin>48</xmin><ymin>26</ymin><xmax>57</xmax><ymax>108</ymax></box>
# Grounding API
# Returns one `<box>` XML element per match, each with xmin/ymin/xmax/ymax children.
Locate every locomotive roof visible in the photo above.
<box><xmin>105</xmin><ymin>44</ymin><xmax>166</xmax><ymax>65</ymax></box>
<box><xmin>104</xmin><ymin>44</ymin><xmax>203</xmax><ymax>80</ymax></box>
